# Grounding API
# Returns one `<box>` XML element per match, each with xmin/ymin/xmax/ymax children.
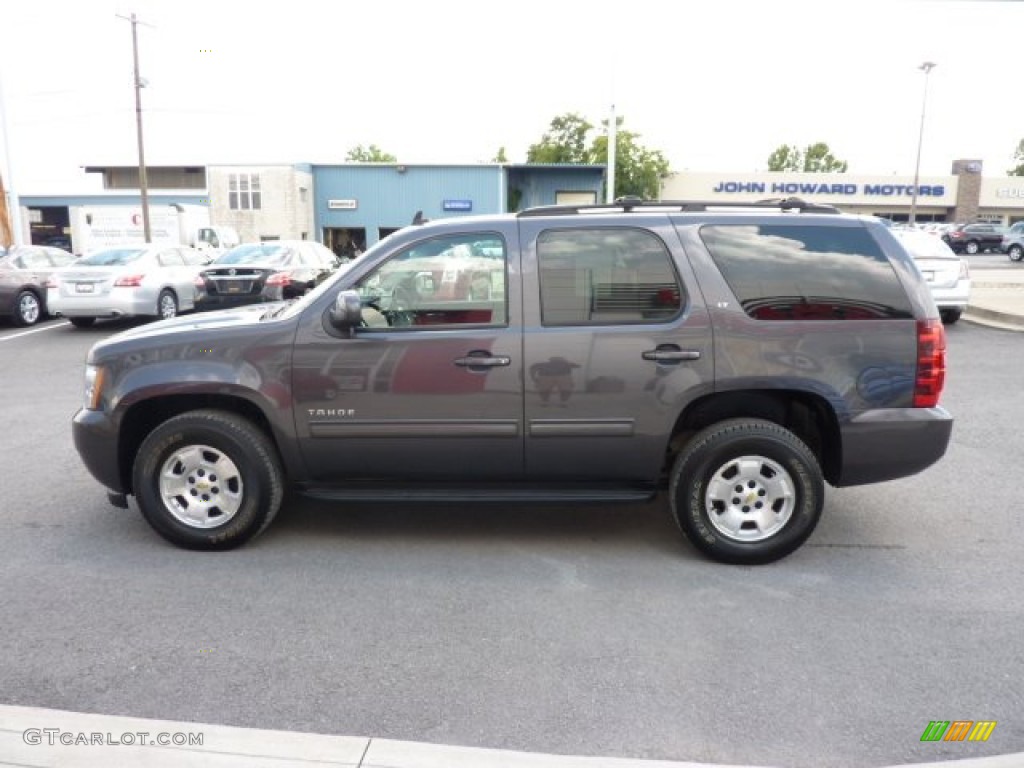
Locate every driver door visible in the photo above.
<box><xmin>291</xmin><ymin>227</ymin><xmax>524</xmax><ymax>483</ymax></box>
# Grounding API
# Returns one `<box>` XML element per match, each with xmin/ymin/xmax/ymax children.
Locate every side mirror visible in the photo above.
<box><xmin>328</xmin><ymin>289</ymin><xmax>363</xmax><ymax>334</ymax></box>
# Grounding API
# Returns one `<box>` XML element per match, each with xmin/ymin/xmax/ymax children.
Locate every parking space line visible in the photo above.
<box><xmin>0</xmin><ymin>321</ymin><xmax>70</xmax><ymax>342</ymax></box>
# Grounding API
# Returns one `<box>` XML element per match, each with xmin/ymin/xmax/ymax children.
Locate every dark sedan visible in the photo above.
<box><xmin>194</xmin><ymin>241</ymin><xmax>342</xmax><ymax>309</ymax></box>
<box><xmin>0</xmin><ymin>244</ymin><xmax>78</xmax><ymax>326</ymax></box>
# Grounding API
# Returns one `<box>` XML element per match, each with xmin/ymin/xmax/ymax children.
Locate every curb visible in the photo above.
<box><xmin>1</xmin><ymin>705</ymin><xmax>1022</xmax><ymax>768</ymax></box>
<box><xmin>963</xmin><ymin>304</ymin><xmax>1024</xmax><ymax>332</ymax></box>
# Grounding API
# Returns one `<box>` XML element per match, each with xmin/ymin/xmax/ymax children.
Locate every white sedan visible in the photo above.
<box><xmin>892</xmin><ymin>229</ymin><xmax>971</xmax><ymax>324</ymax></box>
<box><xmin>48</xmin><ymin>245</ymin><xmax>207</xmax><ymax>328</ymax></box>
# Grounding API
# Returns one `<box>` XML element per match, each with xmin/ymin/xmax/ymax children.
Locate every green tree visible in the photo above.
<box><xmin>526</xmin><ymin>113</ymin><xmax>594</xmax><ymax>164</ymax></box>
<box><xmin>493</xmin><ymin>147</ymin><xmax>508</xmax><ymax>163</ymax></box>
<box><xmin>767</xmin><ymin>142</ymin><xmax>847</xmax><ymax>172</ymax></box>
<box><xmin>346</xmin><ymin>144</ymin><xmax>397</xmax><ymax>162</ymax></box>
<box><xmin>767</xmin><ymin>144</ymin><xmax>803</xmax><ymax>172</ymax></box>
<box><xmin>526</xmin><ymin>112</ymin><xmax>670</xmax><ymax>199</ymax></box>
<box><xmin>591</xmin><ymin>118</ymin><xmax>670</xmax><ymax>200</ymax></box>
<box><xmin>1008</xmin><ymin>139</ymin><xmax>1024</xmax><ymax>176</ymax></box>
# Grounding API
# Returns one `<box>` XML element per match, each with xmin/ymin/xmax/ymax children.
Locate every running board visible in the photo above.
<box><xmin>296</xmin><ymin>485</ymin><xmax>657</xmax><ymax>504</ymax></box>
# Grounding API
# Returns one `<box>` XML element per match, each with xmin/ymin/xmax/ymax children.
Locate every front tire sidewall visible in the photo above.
<box><xmin>1009</xmin><ymin>245</ymin><xmax>1023</xmax><ymax>262</ymax></box>
<box><xmin>13</xmin><ymin>291</ymin><xmax>41</xmax><ymax>327</ymax></box>
<box><xmin>670</xmin><ymin>421</ymin><xmax>823</xmax><ymax>564</ymax></box>
<box><xmin>158</xmin><ymin>290</ymin><xmax>178</xmax><ymax>319</ymax></box>
<box><xmin>133</xmin><ymin>412</ymin><xmax>282</xmax><ymax>550</ymax></box>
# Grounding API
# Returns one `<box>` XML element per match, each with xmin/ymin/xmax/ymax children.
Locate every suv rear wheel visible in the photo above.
<box><xmin>132</xmin><ymin>410</ymin><xmax>283</xmax><ymax>549</ymax></box>
<box><xmin>669</xmin><ymin>418</ymin><xmax>824</xmax><ymax>564</ymax></box>
<box><xmin>964</xmin><ymin>240</ymin><xmax>980</xmax><ymax>255</ymax></box>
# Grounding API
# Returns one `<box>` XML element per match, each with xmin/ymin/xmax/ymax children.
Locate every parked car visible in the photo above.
<box><xmin>194</xmin><ymin>240</ymin><xmax>342</xmax><ymax>309</ymax></box>
<box><xmin>892</xmin><ymin>229</ymin><xmax>970</xmax><ymax>324</ymax></box>
<box><xmin>1000</xmin><ymin>226</ymin><xmax>1024</xmax><ymax>262</ymax></box>
<box><xmin>0</xmin><ymin>245</ymin><xmax>78</xmax><ymax>326</ymax></box>
<box><xmin>72</xmin><ymin>199</ymin><xmax>953</xmax><ymax>564</ymax></box>
<box><xmin>941</xmin><ymin>222</ymin><xmax>1005</xmax><ymax>254</ymax></box>
<box><xmin>48</xmin><ymin>244</ymin><xmax>207</xmax><ymax>328</ymax></box>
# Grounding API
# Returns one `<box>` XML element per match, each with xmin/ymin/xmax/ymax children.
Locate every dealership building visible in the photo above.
<box><xmin>661</xmin><ymin>159</ymin><xmax>1024</xmax><ymax>225</ymax></box>
<box><xmin>11</xmin><ymin>157</ymin><xmax>1024</xmax><ymax>252</ymax></box>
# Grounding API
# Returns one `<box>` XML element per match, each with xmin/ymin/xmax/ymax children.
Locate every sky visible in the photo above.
<box><xmin>2</xmin><ymin>0</ymin><xmax>1022</xmax><ymax>194</ymax></box>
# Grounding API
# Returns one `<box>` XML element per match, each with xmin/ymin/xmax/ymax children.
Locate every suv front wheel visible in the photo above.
<box><xmin>669</xmin><ymin>419</ymin><xmax>824</xmax><ymax>564</ymax></box>
<box><xmin>132</xmin><ymin>410</ymin><xmax>284</xmax><ymax>549</ymax></box>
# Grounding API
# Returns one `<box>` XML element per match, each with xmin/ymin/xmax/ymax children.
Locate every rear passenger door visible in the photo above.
<box><xmin>518</xmin><ymin>216</ymin><xmax>714</xmax><ymax>483</ymax></box>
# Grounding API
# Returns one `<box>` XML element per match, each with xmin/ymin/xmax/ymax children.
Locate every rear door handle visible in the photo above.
<box><xmin>642</xmin><ymin>347</ymin><xmax>701</xmax><ymax>362</ymax></box>
<box><xmin>454</xmin><ymin>353</ymin><xmax>511</xmax><ymax>368</ymax></box>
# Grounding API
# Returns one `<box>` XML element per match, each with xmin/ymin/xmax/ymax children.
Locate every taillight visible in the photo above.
<box><xmin>914</xmin><ymin>319</ymin><xmax>946</xmax><ymax>407</ymax></box>
<box><xmin>265</xmin><ymin>273</ymin><xmax>291</xmax><ymax>286</ymax></box>
<box><xmin>114</xmin><ymin>274</ymin><xmax>144</xmax><ymax>287</ymax></box>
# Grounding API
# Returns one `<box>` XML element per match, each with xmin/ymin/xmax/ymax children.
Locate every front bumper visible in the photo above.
<box><xmin>72</xmin><ymin>408</ymin><xmax>125</xmax><ymax>493</ymax></box>
<box><xmin>836</xmin><ymin>406</ymin><xmax>953</xmax><ymax>486</ymax></box>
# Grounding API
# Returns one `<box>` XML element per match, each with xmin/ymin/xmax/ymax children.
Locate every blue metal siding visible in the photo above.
<box><xmin>314</xmin><ymin>166</ymin><xmax>501</xmax><ymax>246</ymax></box>
<box><xmin>506</xmin><ymin>168</ymin><xmax>604</xmax><ymax>209</ymax></box>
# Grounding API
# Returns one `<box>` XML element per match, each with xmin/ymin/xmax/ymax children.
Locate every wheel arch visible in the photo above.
<box><xmin>118</xmin><ymin>394</ymin><xmax>281</xmax><ymax>494</ymax></box>
<box><xmin>666</xmin><ymin>389</ymin><xmax>841</xmax><ymax>486</ymax></box>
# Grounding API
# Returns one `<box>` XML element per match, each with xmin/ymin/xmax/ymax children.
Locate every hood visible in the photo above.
<box><xmin>88</xmin><ymin>303</ymin><xmax>290</xmax><ymax>360</ymax></box>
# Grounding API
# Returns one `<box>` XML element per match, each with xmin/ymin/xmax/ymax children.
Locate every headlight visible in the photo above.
<box><xmin>84</xmin><ymin>364</ymin><xmax>107</xmax><ymax>411</ymax></box>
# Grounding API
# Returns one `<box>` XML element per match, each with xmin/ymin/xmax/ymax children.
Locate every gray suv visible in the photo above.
<box><xmin>72</xmin><ymin>199</ymin><xmax>953</xmax><ymax>564</ymax></box>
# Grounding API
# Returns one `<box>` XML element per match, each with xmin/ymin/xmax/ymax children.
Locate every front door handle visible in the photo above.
<box><xmin>454</xmin><ymin>352</ymin><xmax>511</xmax><ymax>369</ymax></box>
<box><xmin>642</xmin><ymin>347</ymin><xmax>701</xmax><ymax>362</ymax></box>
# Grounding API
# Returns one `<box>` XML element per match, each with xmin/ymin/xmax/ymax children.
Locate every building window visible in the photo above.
<box><xmin>229</xmin><ymin>173</ymin><xmax>262</xmax><ymax>210</ymax></box>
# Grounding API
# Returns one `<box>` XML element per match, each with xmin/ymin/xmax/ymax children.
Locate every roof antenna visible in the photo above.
<box><xmin>412</xmin><ymin>210</ymin><xmax>428</xmax><ymax>225</ymax></box>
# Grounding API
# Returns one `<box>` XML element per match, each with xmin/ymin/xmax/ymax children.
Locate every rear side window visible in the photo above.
<box><xmin>537</xmin><ymin>228</ymin><xmax>683</xmax><ymax>326</ymax></box>
<box><xmin>700</xmin><ymin>224</ymin><xmax>913</xmax><ymax>321</ymax></box>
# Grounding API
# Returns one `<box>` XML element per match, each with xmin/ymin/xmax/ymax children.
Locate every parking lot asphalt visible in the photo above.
<box><xmin>2</xmin><ymin>262</ymin><xmax>1022</xmax><ymax>768</ymax></box>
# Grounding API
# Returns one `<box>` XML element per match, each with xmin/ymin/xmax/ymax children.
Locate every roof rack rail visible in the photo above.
<box><xmin>517</xmin><ymin>197</ymin><xmax>841</xmax><ymax>217</ymax></box>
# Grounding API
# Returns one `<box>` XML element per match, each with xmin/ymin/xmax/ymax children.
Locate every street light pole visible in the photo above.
<box><xmin>118</xmin><ymin>12</ymin><xmax>151</xmax><ymax>242</ymax></box>
<box><xmin>908</xmin><ymin>61</ymin><xmax>936</xmax><ymax>226</ymax></box>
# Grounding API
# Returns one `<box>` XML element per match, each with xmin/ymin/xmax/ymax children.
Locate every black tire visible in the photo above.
<box><xmin>157</xmin><ymin>289</ymin><xmax>178</xmax><ymax>320</ymax></box>
<box><xmin>1009</xmin><ymin>244</ymin><xmax>1023</xmax><ymax>262</ymax></box>
<box><xmin>669</xmin><ymin>418</ymin><xmax>824</xmax><ymax>564</ymax></box>
<box><xmin>941</xmin><ymin>309</ymin><xmax>962</xmax><ymax>324</ymax></box>
<box><xmin>132</xmin><ymin>410</ymin><xmax>284</xmax><ymax>550</ymax></box>
<box><xmin>69</xmin><ymin>317</ymin><xmax>96</xmax><ymax>328</ymax></box>
<box><xmin>12</xmin><ymin>290</ymin><xmax>42</xmax><ymax>327</ymax></box>
<box><xmin>964</xmin><ymin>240</ymin><xmax>980</xmax><ymax>255</ymax></box>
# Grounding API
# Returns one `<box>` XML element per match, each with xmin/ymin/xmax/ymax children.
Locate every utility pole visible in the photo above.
<box><xmin>909</xmin><ymin>61</ymin><xmax>937</xmax><ymax>227</ymax></box>
<box><xmin>0</xmin><ymin>69</ymin><xmax>23</xmax><ymax>247</ymax></box>
<box><xmin>117</xmin><ymin>12</ymin><xmax>152</xmax><ymax>242</ymax></box>
<box><xmin>606</xmin><ymin>103</ymin><xmax>616</xmax><ymax>204</ymax></box>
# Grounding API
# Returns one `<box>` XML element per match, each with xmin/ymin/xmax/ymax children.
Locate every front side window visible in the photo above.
<box><xmin>700</xmin><ymin>224</ymin><xmax>913</xmax><ymax>321</ymax></box>
<box><xmin>354</xmin><ymin>233</ymin><xmax>507</xmax><ymax>328</ymax></box>
<box><xmin>537</xmin><ymin>228</ymin><xmax>683</xmax><ymax>326</ymax></box>
<box><xmin>228</xmin><ymin>173</ymin><xmax>262</xmax><ymax>210</ymax></box>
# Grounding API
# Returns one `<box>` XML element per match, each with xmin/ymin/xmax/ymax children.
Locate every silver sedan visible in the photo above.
<box><xmin>48</xmin><ymin>245</ymin><xmax>205</xmax><ymax>328</ymax></box>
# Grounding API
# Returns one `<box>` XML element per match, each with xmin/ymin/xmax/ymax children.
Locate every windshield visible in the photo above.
<box><xmin>216</xmin><ymin>244</ymin><xmax>289</xmax><ymax>265</ymax></box>
<box><xmin>77</xmin><ymin>248</ymin><xmax>147</xmax><ymax>266</ymax></box>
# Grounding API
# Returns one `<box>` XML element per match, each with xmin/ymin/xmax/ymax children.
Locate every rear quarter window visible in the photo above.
<box><xmin>700</xmin><ymin>224</ymin><xmax>913</xmax><ymax>321</ymax></box>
